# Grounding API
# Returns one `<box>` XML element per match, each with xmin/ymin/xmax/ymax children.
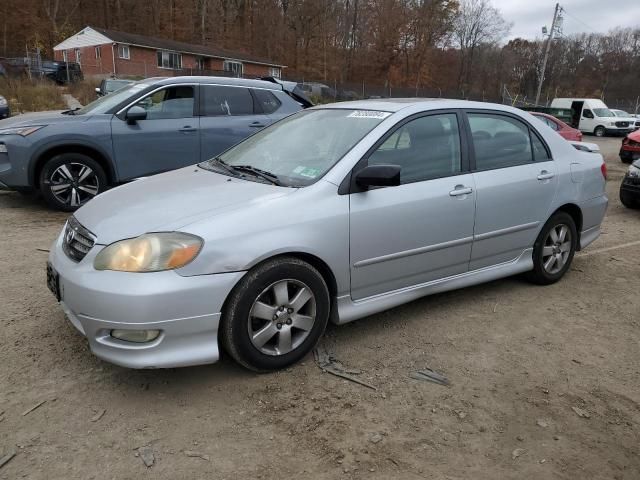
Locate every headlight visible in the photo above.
<box><xmin>609</xmin><ymin>122</ymin><xmax>616</xmax><ymax>126</ymax></box>
<box><xmin>628</xmin><ymin>164</ymin><xmax>640</xmax><ymax>178</ymax></box>
<box><xmin>94</xmin><ymin>232</ymin><xmax>203</xmax><ymax>272</ymax></box>
<box><xmin>0</xmin><ymin>97</ymin><xmax>7</xmax><ymax>107</ymax></box>
<box><xmin>0</xmin><ymin>125</ymin><xmax>45</xmax><ymax>136</ymax></box>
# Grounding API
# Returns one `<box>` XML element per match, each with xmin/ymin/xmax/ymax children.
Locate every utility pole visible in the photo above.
<box><xmin>535</xmin><ymin>3</ymin><xmax>562</xmax><ymax>106</ymax></box>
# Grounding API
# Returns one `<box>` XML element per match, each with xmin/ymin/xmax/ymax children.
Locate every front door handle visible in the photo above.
<box><xmin>250</xmin><ymin>122</ymin><xmax>266</xmax><ymax>128</ymax></box>
<box><xmin>179</xmin><ymin>126</ymin><xmax>197</xmax><ymax>133</ymax></box>
<box><xmin>537</xmin><ymin>170</ymin><xmax>555</xmax><ymax>181</ymax></box>
<box><xmin>449</xmin><ymin>185</ymin><xmax>473</xmax><ymax>197</ymax></box>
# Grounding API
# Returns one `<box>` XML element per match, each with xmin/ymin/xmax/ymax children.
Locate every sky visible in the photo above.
<box><xmin>492</xmin><ymin>0</ymin><xmax>640</xmax><ymax>40</ymax></box>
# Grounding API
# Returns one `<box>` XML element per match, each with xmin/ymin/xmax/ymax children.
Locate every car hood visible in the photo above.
<box><xmin>74</xmin><ymin>167</ymin><xmax>294</xmax><ymax>245</ymax></box>
<box><xmin>0</xmin><ymin>110</ymin><xmax>90</xmax><ymax>127</ymax></box>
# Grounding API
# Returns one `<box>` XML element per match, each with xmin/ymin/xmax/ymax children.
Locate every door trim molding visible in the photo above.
<box><xmin>473</xmin><ymin>221</ymin><xmax>540</xmax><ymax>241</ymax></box>
<box><xmin>353</xmin><ymin>236</ymin><xmax>474</xmax><ymax>268</ymax></box>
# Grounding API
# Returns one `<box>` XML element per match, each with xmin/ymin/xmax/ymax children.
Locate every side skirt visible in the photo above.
<box><xmin>334</xmin><ymin>248</ymin><xmax>533</xmax><ymax>325</ymax></box>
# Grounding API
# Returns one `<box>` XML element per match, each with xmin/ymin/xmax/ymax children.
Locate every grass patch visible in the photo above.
<box><xmin>0</xmin><ymin>77</ymin><xmax>67</xmax><ymax>113</ymax></box>
<box><xmin>67</xmin><ymin>79</ymin><xmax>101</xmax><ymax>107</ymax></box>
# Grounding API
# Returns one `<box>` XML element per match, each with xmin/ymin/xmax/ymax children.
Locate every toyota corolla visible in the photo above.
<box><xmin>47</xmin><ymin>99</ymin><xmax>608</xmax><ymax>371</ymax></box>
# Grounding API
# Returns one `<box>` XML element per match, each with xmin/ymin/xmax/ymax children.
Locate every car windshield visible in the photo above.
<box><xmin>614</xmin><ymin>110</ymin><xmax>630</xmax><ymax>117</ymax></box>
<box><xmin>201</xmin><ymin>109</ymin><xmax>390</xmax><ymax>186</ymax></box>
<box><xmin>75</xmin><ymin>82</ymin><xmax>151</xmax><ymax>115</ymax></box>
<box><xmin>593</xmin><ymin>108</ymin><xmax>615</xmax><ymax>117</ymax></box>
<box><xmin>105</xmin><ymin>80</ymin><xmax>132</xmax><ymax>93</ymax></box>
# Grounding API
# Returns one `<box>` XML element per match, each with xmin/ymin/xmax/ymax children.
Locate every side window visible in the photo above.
<box><xmin>468</xmin><ymin>113</ymin><xmax>532</xmax><ymax>170</ymax></box>
<box><xmin>200</xmin><ymin>85</ymin><xmax>254</xmax><ymax>116</ymax></box>
<box><xmin>253</xmin><ymin>89</ymin><xmax>281</xmax><ymax>114</ymax></box>
<box><xmin>369</xmin><ymin>114</ymin><xmax>461</xmax><ymax>184</ymax></box>
<box><xmin>583</xmin><ymin>109</ymin><xmax>594</xmax><ymax>119</ymax></box>
<box><xmin>133</xmin><ymin>86</ymin><xmax>194</xmax><ymax>120</ymax></box>
<box><xmin>531</xmin><ymin>130</ymin><xmax>551</xmax><ymax>161</ymax></box>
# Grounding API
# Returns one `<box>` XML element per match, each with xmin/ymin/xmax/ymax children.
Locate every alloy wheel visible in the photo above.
<box><xmin>248</xmin><ymin>279</ymin><xmax>317</xmax><ymax>356</ymax></box>
<box><xmin>542</xmin><ymin>223</ymin><xmax>572</xmax><ymax>274</ymax></box>
<box><xmin>48</xmin><ymin>162</ymin><xmax>100</xmax><ymax>207</ymax></box>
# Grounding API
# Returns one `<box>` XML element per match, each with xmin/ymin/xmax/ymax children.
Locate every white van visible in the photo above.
<box><xmin>550</xmin><ymin>98</ymin><xmax>635</xmax><ymax>137</ymax></box>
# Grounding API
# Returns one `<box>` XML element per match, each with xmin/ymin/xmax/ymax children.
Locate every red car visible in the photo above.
<box><xmin>619</xmin><ymin>129</ymin><xmax>640</xmax><ymax>163</ymax></box>
<box><xmin>530</xmin><ymin>112</ymin><xmax>583</xmax><ymax>142</ymax></box>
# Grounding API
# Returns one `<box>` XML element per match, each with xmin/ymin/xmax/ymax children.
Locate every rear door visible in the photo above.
<box><xmin>466</xmin><ymin>111</ymin><xmax>558</xmax><ymax>270</ymax></box>
<box><xmin>111</xmin><ymin>84</ymin><xmax>200</xmax><ymax>180</ymax></box>
<box><xmin>198</xmin><ymin>84</ymin><xmax>269</xmax><ymax>161</ymax></box>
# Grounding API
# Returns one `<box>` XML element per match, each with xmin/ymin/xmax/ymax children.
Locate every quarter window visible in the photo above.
<box><xmin>468</xmin><ymin>113</ymin><xmax>533</xmax><ymax>170</ymax></box>
<box><xmin>368</xmin><ymin>114</ymin><xmax>462</xmax><ymax>184</ymax></box>
<box><xmin>200</xmin><ymin>85</ymin><xmax>254</xmax><ymax>116</ymax></box>
<box><xmin>118</xmin><ymin>45</ymin><xmax>130</xmax><ymax>60</ymax></box>
<box><xmin>253</xmin><ymin>89</ymin><xmax>281</xmax><ymax>114</ymax></box>
<box><xmin>133</xmin><ymin>86</ymin><xmax>194</xmax><ymax>120</ymax></box>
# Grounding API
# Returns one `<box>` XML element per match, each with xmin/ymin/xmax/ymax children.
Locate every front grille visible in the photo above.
<box><xmin>616</xmin><ymin>121</ymin><xmax>630</xmax><ymax>128</ymax></box>
<box><xmin>62</xmin><ymin>216</ymin><xmax>96</xmax><ymax>262</ymax></box>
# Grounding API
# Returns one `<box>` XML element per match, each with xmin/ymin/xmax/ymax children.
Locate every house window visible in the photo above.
<box><xmin>195</xmin><ymin>57</ymin><xmax>205</xmax><ymax>71</ymax></box>
<box><xmin>75</xmin><ymin>49</ymin><xmax>82</xmax><ymax>66</ymax></box>
<box><xmin>157</xmin><ymin>50</ymin><xmax>182</xmax><ymax>70</ymax></box>
<box><xmin>118</xmin><ymin>45</ymin><xmax>130</xmax><ymax>60</ymax></box>
<box><xmin>269</xmin><ymin>67</ymin><xmax>281</xmax><ymax>78</ymax></box>
<box><xmin>95</xmin><ymin>46</ymin><xmax>101</xmax><ymax>59</ymax></box>
<box><xmin>223</xmin><ymin>60</ymin><xmax>243</xmax><ymax>77</ymax></box>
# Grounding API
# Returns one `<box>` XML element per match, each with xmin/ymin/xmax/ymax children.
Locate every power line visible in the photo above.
<box><xmin>561</xmin><ymin>8</ymin><xmax>599</xmax><ymax>34</ymax></box>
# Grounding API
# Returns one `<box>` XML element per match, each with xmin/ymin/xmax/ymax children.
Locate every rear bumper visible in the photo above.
<box><xmin>48</xmin><ymin>231</ymin><xmax>245</xmax><ymax>368</ymax></box>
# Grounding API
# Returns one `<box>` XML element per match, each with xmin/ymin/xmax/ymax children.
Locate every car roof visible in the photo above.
<box><xmin>311</xmin><ymin>98</ymin><xmax>522</xmax><ymax>114</ymax></box>
<box><xmin>143</xmin><ymin>76</ymin><xmax>282</xmax><ymax>90</ymax></box>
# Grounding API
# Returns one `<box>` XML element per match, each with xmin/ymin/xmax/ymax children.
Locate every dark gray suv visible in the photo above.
<box><xmin>0</xmin><ymin>76</ymin><xmax>309</xmax><ymax>210</ymax></box>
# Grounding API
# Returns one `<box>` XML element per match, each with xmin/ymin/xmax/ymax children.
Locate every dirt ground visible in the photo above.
<box><xmin>0</xmin><ymin>136</ymin><xmax>638</xmax><ymax>479</ymax></box>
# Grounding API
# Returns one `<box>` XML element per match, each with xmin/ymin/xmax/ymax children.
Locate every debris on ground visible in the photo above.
<box><xmin>536</xmin><ymin>419</ymin><xmax>549</xmax><ymax>428</ymax></box>
<box><xmin>90</xmin><ymin>409</ymin><xmax>106</xmax><ymax>422</ymax></box>
<box><xmin>313</xmin><ymin>341</ymin><xmax>377</xmax><ymax>390</ymax></box>
<box><xmin>184</xmin><ymin>450</ymin><xmax>210</xmax><ymax>461</ymax></box>
<box><xmin>21</xmin><ymin>400</ymin><xmax>46</xmax><ymax>416</ymax></box>
<box><xmin>0</xmin><ymin>450</ymin><xmax>16</xmax><ymax>470</ymax></box>
<box><xmin>36</xmin><ymin>248</ymin><xmax>49</xmax><ymax>253</ymax></box>
<box><xmin>138</xmin><ymin>446</ymin><xmax>155</xmax><ymax>468</ymax></box>
<box><xmin>369</xmin><ymin>433</ymin><xmax>383</xmax><ymax>444</ymax></box>
<box><xmin>409</xmin><ymin>368</ymin><xmax>450</xmax><ymax>386</ymax></box>
<box><xmin>512</xmin><ymin>448</ymin><xmax>526</xmax><ymax>460</ymax></box>
<box><xmin>571</xmin><ymin>406</ymin><xmax>591</xmax><ymax>419</ymax></box>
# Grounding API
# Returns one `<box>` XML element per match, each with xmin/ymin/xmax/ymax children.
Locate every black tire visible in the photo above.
<box><xmin>221</xmin><ymin>257</ymin><xmax>330</xmax><ymax>372</ymax></box>
<box><xmin>526</xmin><ymin>212</ymin><xmax>578</xmax><ymax>285</ymax></box>
<box><xmin>39</xmin><ymin>153</ymin><xmax>107</xmax><ymax>212</ymax></box>
<box><xmin>620</xmin><ymin>188</ymin><xmax>640</xmax><ymax>209</ymax></box>
<box><xmin>594</xmin><ymin>126</ymin><xmax>606</xmax><ymax>137</ymax></box>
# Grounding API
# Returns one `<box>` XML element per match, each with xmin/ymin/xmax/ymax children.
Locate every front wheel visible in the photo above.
<box><xmin>526</xmin><ymin>212</ymin><xmax>578</xmax><ymax>285</ymax></box>
<box><xmin>594</xmin><ymin>126</ymin><xmax>606</xmax><ymax>137</ymax></box>
<box><xmin>220</xmin><ymin>257</ymin><xmax>330</xmax><ymax>372</ymax></box>
<box><xmin>39</xmin><ymin>153</ymin><xmax>107</xmax><ymax>211</ymax></box>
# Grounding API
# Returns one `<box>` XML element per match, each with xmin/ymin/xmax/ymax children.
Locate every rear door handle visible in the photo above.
<box><xmin>179</xmin><ymin>126</ymin><xmax>197</xmax><ymax>133</ymax></box>
<box><xmin>449</xmin><ymin>185</ymin><xmax>473</xmax><ymax>197</ymax></box>
<box><xmin>250</xmin><ymin>122</ymin><xmax>266</xmax><ymax>128</ymax></box>
<box><xmin>537</xmin><ymin>170</ymin><xmax>555</xmax><ymax>180</ymax></box>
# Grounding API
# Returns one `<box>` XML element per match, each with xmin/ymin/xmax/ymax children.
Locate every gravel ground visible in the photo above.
<box><xmin>0</xmin><ymin>136</ymin><xmax>638</xmax><ymax>479</ymax></box>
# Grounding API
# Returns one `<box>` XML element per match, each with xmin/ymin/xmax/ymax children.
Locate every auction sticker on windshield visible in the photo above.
<box><xmin>347</xmin><ymin>110</ymin><xmax>392</xmax><ymax>119</ymax></box>
<box><xmin>292</xmin><ymin>166</ymin><xmax>321</xmax><ymax>178</ymax></box>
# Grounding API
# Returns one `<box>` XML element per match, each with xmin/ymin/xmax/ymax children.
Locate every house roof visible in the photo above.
<box><xmin>55</xmin><ymin>26</ymin><xmax>285</xmax><ymax>68</ymax></box>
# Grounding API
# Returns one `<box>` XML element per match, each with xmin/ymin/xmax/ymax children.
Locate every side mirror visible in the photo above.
<box><xmin>95</xmin><ymin>87</ymin><xmax>101</xmax><ymax>95</ymax></box>
<box><xmin>355</xmin><ymin>164</ymin><xmax>401</xmax><ymax>188</ymax></box>
<box><xmin>126</xmin><ymin>106</ymin><xmax>147</xmax><ymax>125</ymax></box>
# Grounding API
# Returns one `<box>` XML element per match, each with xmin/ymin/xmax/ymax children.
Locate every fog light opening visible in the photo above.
<box><xmin>111</xmin><ymin>329</ymin><xmax>161</xmax><ymax>343</ymax></box>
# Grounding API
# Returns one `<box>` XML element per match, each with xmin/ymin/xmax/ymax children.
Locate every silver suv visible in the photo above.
<box><xmin>47</xmin><ymin>100</ymin><xmax>608</xmax><ymax>371</ymax></box>
<box><xmin>0</xmin><ymin>76</ymin><xmax>309</xmax><ymax>210</ymax></box>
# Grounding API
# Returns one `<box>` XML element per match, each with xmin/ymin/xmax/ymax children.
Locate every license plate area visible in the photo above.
<box><xmin>46</xmin><ymin>262</ymin><xmax>61</xmax><ymax>301</ymax></box>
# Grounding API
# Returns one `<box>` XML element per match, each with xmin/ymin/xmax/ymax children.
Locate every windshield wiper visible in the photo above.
<box><xmin>227</xmin><ymin>165</ymin><xmax>283</xmax><ymax>186</ymax></box>
<box><xmin>61</xmin><ymin>107</ymin><xmax>81</xmax><ymax>115</ymax></box>
<box><xmin>207</xmin><ymin>157</ymin><xmax>238</xmax><ymax>176</ymax></box>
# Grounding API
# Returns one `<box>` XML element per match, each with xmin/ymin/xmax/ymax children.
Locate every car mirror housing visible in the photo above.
<box><xmin>126</xmin><ymin>106</ymin><xmax>147</xmax><ymax>125</ymax></box>
<box><xmin>95</xmin><ymin>87</ymin><xmax>101</xmax><ymax>95</ymax></box>
<box><xmin>355</xmin><ymin>164</ymin><xmax>401</xmax><ymax>188</ymax></box>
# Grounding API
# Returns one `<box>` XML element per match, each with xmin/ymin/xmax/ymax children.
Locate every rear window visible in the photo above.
<box><xmin>200</xmin><ymin>85</ymin><xmax>254</xmax><ymax>116</ymax></box>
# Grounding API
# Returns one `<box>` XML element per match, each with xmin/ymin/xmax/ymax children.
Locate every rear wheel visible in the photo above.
<box><xmin>526</xmin><ymin>212</ymin><xmax>577</xmax><ymax>285</ymax></box>
<box><xmin>594</xmin><ymin>126</ymin><xmax>606</xmax><ymax>137</ymax></box>
<box><xmin>221</xmin><ymin>257</ymin><xmax>330</xmax><ymax>372</ymax></box>
<box><xmin>39</xmin><ymin>153</ymin><xmax>106</xmax><ymax>211</ymax></box>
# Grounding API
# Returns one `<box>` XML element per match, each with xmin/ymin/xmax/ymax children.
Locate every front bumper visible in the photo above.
<box><xmin>606</xmin><ymin>128</ymin><xmax>634</xmax><ymax>136</ymax></box>
<box><xmin>619</xmin><ymin>148</ymin><xmax>640</xmax><ymax>162</ymax></box>
<box><xmin>620</xmin><ymin>176</ymin><xmax>640</xmax><ymax>198</ymax></box>
<box><xmin>48</xmin><ymin>232</ymin><xmax>245</xmax><ymax>368</ymax></box>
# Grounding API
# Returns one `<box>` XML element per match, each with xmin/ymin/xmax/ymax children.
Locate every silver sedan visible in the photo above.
<box><xmin>47</xmin><ymin>100</ymin><xmax>608</xmax><ymax>371</ymax></box>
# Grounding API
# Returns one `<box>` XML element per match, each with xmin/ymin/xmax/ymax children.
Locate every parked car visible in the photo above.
<box><xmin>619</xmin><ymin>158</ymin><xmax>640</xmax><ymax>209</ymax></box>
<box><xmin>0</xmin><ymin>95</ymin><xmax>9</xmax><ymax>119</ymax></box>
<box><xmin>40</xmin><ymin>61</ymin><xmax>83</xmax><ymax>84</ymax></box>
<box><xmin>46</xmin><ymin>99</ymin><xmax>608</xmax><ymax>371</ymax></box>
<box><xmin>95</xmin><ymin>78</ymin><xmax>134</xmax><ymax>97</ymax></box>
<box><xmin>611</xmin><ymin>109</ymin><xmax>640</xmax><ymax>131</ymax></box>
<box><xmin>550</xmin><ymin>98</ymin><xmax>634</xmax><ymax>137</ymax></box>
<box><xmin>297</xmin><ymin>82</ymin><xmax>337</xmax><ymax>99</ymax></box>
<box><xmin>620</xmin><ymin>129</ymin><xmax>640</xmax><ymax>164</ymax></box>
<box><xmin>0</xmin><ymin>76</ymin><xmax>311</xmax><ymax>210</ymax></box>
<box><xmin>530</xmin><ymin>112</ymin><xmax>582</xmax><ymax>141</ymax></box>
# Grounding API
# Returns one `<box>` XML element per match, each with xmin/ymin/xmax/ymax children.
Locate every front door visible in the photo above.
<box><xmin>349</xmin><ymin>112</ymin><xmax>476</xmax><ymax>300</ymax></box>
<box><xmin>466</xmin><ymin>112</ymin><xmax>558</xmax><ymax>270</ymax></box>
<box><xmin>111</xmin><ymin>85</ymin><xmax>200</xmax><ymax>180</ymax></box>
